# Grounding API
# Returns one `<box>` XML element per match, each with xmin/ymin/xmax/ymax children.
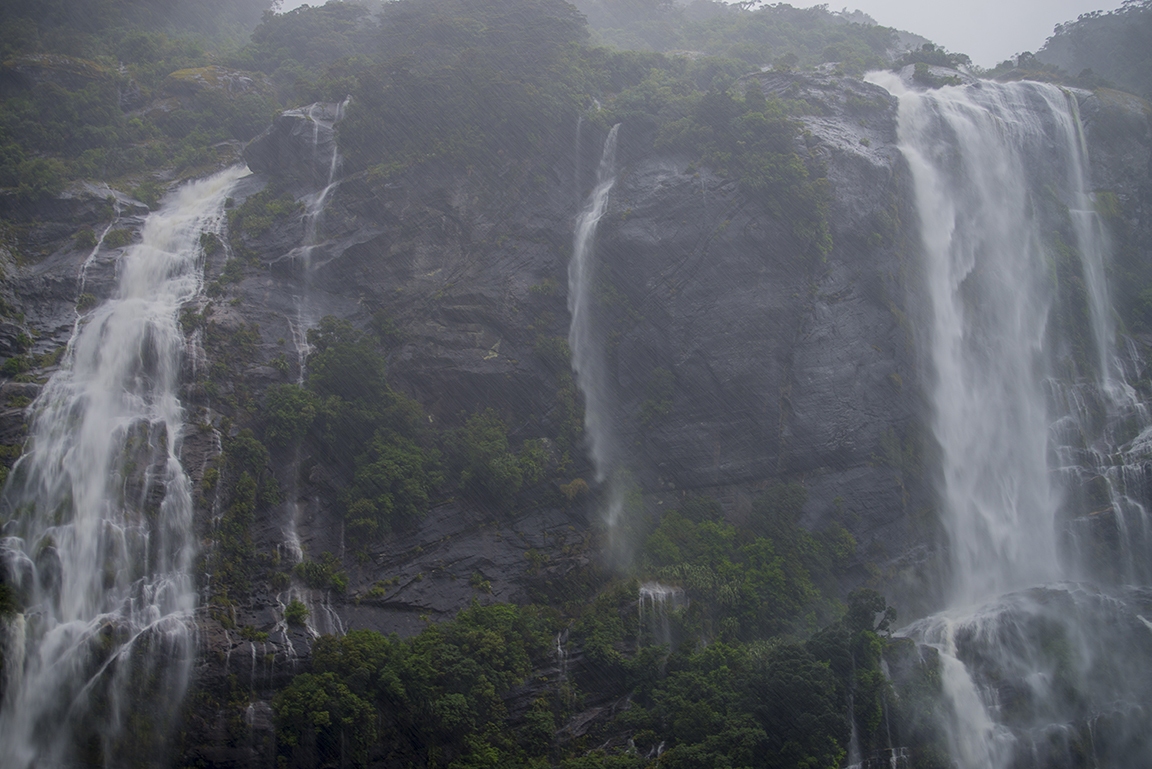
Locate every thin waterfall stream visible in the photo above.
<box><xmin>282</xmin><ymin>99</ymin><xmax>349</xmax><ymax>571</ymax></box>
<box><xmin>569</xmin><ymin>124</ymin><xmax>623</xmax><ymax>539</ymax></box>
<box><xmin>0</xmin><ymin>166</ymin><xmax>246</xmax><ymax>768</ymax></box>
<box><xmin>871</xmin><ymin>72</ymin><xmax>1152</xmax><ymax>767</ymax></box>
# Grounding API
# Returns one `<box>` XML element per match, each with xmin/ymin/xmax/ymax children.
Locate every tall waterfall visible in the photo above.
<box><xmin>872</xmin><ymin>73</ymin><xmax>1152</xmax><ymax>767</ymax></box>
<box><xmin>283</xmin><ymin>98</ymin><xmax>350</xmax><ymax>568</ymax></box>
<box><xmin>0</xmin><ymin>166</ymin><xmax>245</xmax><ymax>767</ymax></box>
<box><xmin>569</xmin><ymin>124</ymin><xmax>623</xmax><ymax>531</ymax></box>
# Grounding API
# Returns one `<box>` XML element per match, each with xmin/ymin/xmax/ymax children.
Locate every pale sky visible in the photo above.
<box><xmin>275</xmin><ymin>0</ymin><xmax>1121</xmax><ymax>69</ymax></box>
<box><xmin>831</xmin><ymin>0</ymin><xmax>1119</xmax><ymax>68</ymax></box>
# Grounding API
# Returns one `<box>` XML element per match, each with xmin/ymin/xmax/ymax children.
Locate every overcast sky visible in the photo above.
<box><xmin>275</xmin><ymin>0</ymin><xmax>1120</xmax><ymax>69</ymax></box>
<box><xmin>832</xmin><ymin>0</ymin><xmax>1118</xmax><ymax>67</ymax></box>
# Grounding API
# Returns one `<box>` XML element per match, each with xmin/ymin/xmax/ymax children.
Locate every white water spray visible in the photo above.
<box><xmin>871</xmin><ymin>71</ymin><xmax>1152</xmax><ymax>767</ymax></box>
<box><xmin>638</xmin><ymin>582</ymin><xmax>686</xmax><ymax>647</ymax></box>
<box><xmin>0</xmin><ymin>166</ymin><xmax>245</xmax><ymax>767</ymax></box>
<box><xmin>569</xmin><ymin>124</ymin><xmax>622</xmax><ymax>529</ymax></box>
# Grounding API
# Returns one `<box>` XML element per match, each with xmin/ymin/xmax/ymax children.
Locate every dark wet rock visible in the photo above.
<box><xmin>244</xmin><ymin>102</ymin><xmax>346</xmax><ymax>188</ymax></box>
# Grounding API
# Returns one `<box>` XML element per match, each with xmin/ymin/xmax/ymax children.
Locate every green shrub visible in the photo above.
<box><xmin>284</xmin><ymin>599</ymin><xmax>309</xmax><ymax>625</ymax></box>
<box><xmin>263</xmin><ymin>384</ymin><xmax>318</xmax><ymax>447</ymax></box>
<box><xmin>15</xmin><ymin>157</ymin><xmax>66</xmax><ymax>200</ymax></box>
<box><xmin>74</xmin><ymin>229</ymin><xmax>97</xmax><ymax>250</ymax></box>
<box><xmin>293</xmin><ymin>552</ymin><xmax>349</xmax><ymax>593</ymax></box>
<box><xmin>454</xmin><ymin>408</ymin><xmax>523</xmax><ymax>502</ymax></box>
<box><xmin>133</xmin><ymin>180</ymin><xmax>164</xmax><ymax>209</ymax></box>
<box><xmin>104</xmin><ymin>229</ymin><xmax>133</xmax><ymax>249</ymax></box>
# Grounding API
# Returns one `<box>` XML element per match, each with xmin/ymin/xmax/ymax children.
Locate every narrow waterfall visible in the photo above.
<box><xmin>299</xmin><ymin>97</ymin><xmax>351</xmax><ymax>269</ymax></box>
<box><xmin>569</xmin><ymin>124</ymin><xmax>623</xmax><ymax>530</ymax></box>
<box><xmin>0</xmin><ymin>166</ymin><xmax>245</xmax><ymax>768</ymax></box>
<box><xmin>284</xmin><ymin>98</ymin><xmax>350</xmax><ymax>568</ymax></box>
<box><xmin>638</xmin><ymin>582</ymin><xmax>686</xmax><ymax>647</ymax></box>
<box><xmin>290</xmin><ymin>97</ymin><xmax>351</xmax><ymax>374</ymax></box>
<box><xmin>872</xmin><ymin>72</ymin><xmax>1152</xmax><ymax>767</ymax></box>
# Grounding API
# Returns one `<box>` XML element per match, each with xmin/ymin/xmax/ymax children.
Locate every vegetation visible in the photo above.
<box><xmin>274</xmin><ymin>602</ymin><xmax>557</xmax><ymax>768</ymax></box>
<box><xmin>268</xmin><ymin>581</ymin><xmax>908</xmax><ymax>769</ymax></box>
<box><xmin>574</xmin><ymin>0</ymin><xmax>901</xmax><ymax>74</ymax></box>
<box><xmin>1037</xmin><ymin>0</ymin><xmax>1152</xmax><ymax>97</ymax></box>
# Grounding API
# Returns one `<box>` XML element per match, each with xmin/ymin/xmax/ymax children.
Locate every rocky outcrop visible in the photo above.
<box><xmin>164</xmin><ymin>65</ymin><xmax>271</xmax><ymax>99</ymax></box>
<box><xmin>244</xmin><ymin>101</ymin><xmax>346</xmax><ymax>187</ymax></box>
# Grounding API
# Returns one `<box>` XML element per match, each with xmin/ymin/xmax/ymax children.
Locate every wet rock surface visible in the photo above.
<box><xmin>4</xmin><ymin>70</ymin><xmax>1150</xmax><ymax>763</ymax></box>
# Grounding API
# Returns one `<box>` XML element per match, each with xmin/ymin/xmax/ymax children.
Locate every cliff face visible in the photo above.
<box><xmin>598</xmin><ymin>72</ymin><xmax>926</xmax><ymax>566</ymax></box>
<box><xmin>0</xmin><ymin>72</ymin><xmax>958</xmax><ymax>652</ymax></box>
<box><xmin>223</xmin><ymin>69</ymin><xmax>937</xmax><ymax>626</ymax></box>
<box><xmin>1</xmin><ymin>69</ymin><xmax>1149</xmax><ymax>764</ymax></box>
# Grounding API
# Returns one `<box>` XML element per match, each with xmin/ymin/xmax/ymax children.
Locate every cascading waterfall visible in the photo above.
<box><xmin>0</xmin><ymin>166</ymin><xmax>245</xmax><ymax>768</ymax></box>
<box><xmin>871</xmin><ymin>72</ymin><xmax>1152</xmax><ymax>767</ymax></box>
<box><xmin>569</xmin><ymin>124</ymin><xmax>624</xmax><ymax>532</ymax></box>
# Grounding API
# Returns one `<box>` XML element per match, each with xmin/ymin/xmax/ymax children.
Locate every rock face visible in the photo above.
<box><xmin>244</xmin><ymin>101</ymin><xmax>347</xmax><ymax>187</ymax></box>
<box><xmin>194</xmin><ymin>70</ymin><xmax>939</xmax><ymax>651</ymax></box>
<box><xmin>596</xmin><ymin>73</ymin><xmax>928</xmax><ymax>573</ymax></box>
<box><xmin>2</xmin><ymin>68</ymin><xmax>1149</xmax><ymax>765</ymax></box>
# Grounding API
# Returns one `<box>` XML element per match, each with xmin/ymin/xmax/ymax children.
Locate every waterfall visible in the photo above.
<box><xmin>870</xmin><ymin>72</ymin><xmax>1152</xmax><ymax>767</ymax></box>
<box><xmin>284</xmin><ymin>97</ymin><xmax>350</xmax><ymax>566</ymax></box>
<box><xmin>638</xmin><ymin>582</ymin><xmax>686</xmax><ymax>647</ymax></box>
<box><xmin>298</xmin><ymin>97</ymin><xmax>351</xmax><ymax>270</ymax></box>
<box><xmin>569</xmin><ymin>124</ymin><xmax>623</xmax><ymax>530</ymax></box>
<box><xmin>0</xmin><ymin>166</ymin><xmax>245</xmax><ymax>768</ymax></box>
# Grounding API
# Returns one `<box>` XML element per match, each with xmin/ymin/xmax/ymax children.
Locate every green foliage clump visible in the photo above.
<box><xmin>294</xmin><ymin>552</ymin><xmax>348</xmax><ymax>593</ymax></box>
<box><xmin>227</xmin><ymin>186</ymin><xmax>302</xmax><ymax>241</ymax></box>
<box><xmin>1037</xmin><ymin>1</ymin><xmax>1152</xmax><ymax>98</ymax></box>
<box><xmin>198</xmin><ymin>231</ymin><xmax>223</xmax><ymax>256</ymax></box>
<box><xmin>335</xmin><ymin>0</ymin><xmax>593</xmax><ymax>177</ymax></box>
<box><xmin>1</xmin><ymin>355</ymin><xmax>31</xmax><ymax>378</ymax></box>
<box><xmin>284</xmin><ymin>598</ymin><xmax>309</xmax><ymax>626</ymax></box>
<box><xmin>277</xmin><ymin>316</ymin><xmax>442</xmax><ymax>538</ymax></box>
<box><xmin>10</xmin><ymin>157</ymin><xmax>67</xmax><ymax>200</ymax></box>
<box><xmin>228</xmin><ymin>2</ymin><xmax>376</xmax><ymax>104</ymax></box>
<box><xmin>263</xmin><ymin>384</ymin><xmax>318</xmax><ymax>448</ymax></box>
<box><xmin>133</xmin><ymin>180</ymin><xmax>164</xmax><ymax>209</ymax></box>
<box><xmin>655</xmin><ymin>82</ymin><xmax>832</xmax><ymax>256</ymax></box>
<box><xmin>578</xmin><ymin>0</ymin><xmax>898</xmax><ymax>75</ymax></box>
<box><xmin>0</xmin><ymin>0</ymin><xmax>277</xmax><ymax>194</ymax></box>
<box><xmin>453</xmin><ymin>408</ymin><xmax>524</xmax><ymax>503</ymax></box>
<box><xmin>74</xmin><ymin>228</ymin><xmax>97</xmax><ymax>250</ymax></box>
<box><xmin>450</xmin><ymin>408</ymin><xmax>552</xmax><ymax>505</ymax></box>
<box><xmin>274</xmin><ymin>602</ymin><xmax>556</xmax><ymax>768</ymax></box>
<box><xmin>0</xmin><ymin>582</ymin><xmax>19</xmax><ymax>615</ymax></box>
<box><xmin>205</xmin><ymin>429</ymin><xmax>280</xmax><ymax>596</ymax></box>
<box><xmin>342</xmin><ymin>430</ymin><xmax>442</xmax><ymax>538</ymax></box>
<box><xmin>911</xmin><ymin>62</ymin><xmax>962</xmax><ymax>88</ymax></box>
<box><xmin>894</xmin><ymin>42</ymin><xmax>971</xmax><ymax>71</ymax></box>
<box><xmin>636</xmin><ymin>484</ymin><xmax>855</xmax><ymax>640</ymax></box>
<box><xmin>616</xmin><ymin>640</ymin><xmax>847</xmax><ymax>769</ymax></box>
<box><xmin>103</xmin><ymin>229</ymin><xmax>133</xmax><ymax>248</ymax></box>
